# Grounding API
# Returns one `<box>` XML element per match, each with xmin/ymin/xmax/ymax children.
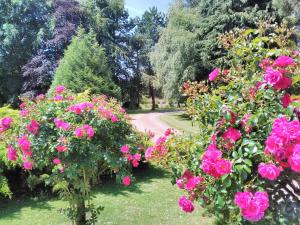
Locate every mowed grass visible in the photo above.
<box><xmin>160</xmin><ymin>112</ymin><xmax>199</xmax><ymax>135</ymax></box>
<box><xmin>0</xmin><ymin>165</ymin><xmax>213</xmax><ymax>225</ymax></box>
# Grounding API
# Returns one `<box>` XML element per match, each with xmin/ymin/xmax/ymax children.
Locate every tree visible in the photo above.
<box><xmin>0</xmin><ymin>0</ymin><xmax>50</xmax><ymax>105</ymax></box>
<box><xmin>134</xmin><ymin>7</ymin><xmax>166</xmax><ymax>110</ymax></box>
<box><xmin>22</xmin><ymin>0</ymin><xmax>83</xmax><ymax>97</ymax></box>
<box><xmin>150</xmin><ymin>0</ymin><xmax>276</xmax><ymax>101</ymax></box>
<box><xmin>51</xmin><ymin>29</ymin><xmax>121</xmax><ymax>98</ymax></box>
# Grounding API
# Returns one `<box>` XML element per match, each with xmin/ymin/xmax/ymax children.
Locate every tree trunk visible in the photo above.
<box><xmin>75</xmin><ymin>197</ymin><xmax>86</xmax><ymax>225</ymax></box>
<box><xmin>149</xmin><ymin>84</ymin><xmax>155</xmax><ymax>111</ymax></box>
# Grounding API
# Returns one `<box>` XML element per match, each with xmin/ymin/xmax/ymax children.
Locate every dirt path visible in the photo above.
<box><xmin>130</xmin><ymin>111</ymin><xmax>177</xmax><ymax>140</ymax></box>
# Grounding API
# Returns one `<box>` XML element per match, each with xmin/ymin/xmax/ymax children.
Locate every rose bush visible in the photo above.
<box><xmin>0</xmin><ymin>87</ymin><xmax>146</xmax><ymax>225</ymax></box>
<box><xmin>148</xmin><ymin>21</ymin><xmax>300</xmax><ymax>225</ymax></box>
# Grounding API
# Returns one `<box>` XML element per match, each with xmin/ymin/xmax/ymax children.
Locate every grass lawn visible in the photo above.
<box><xmin>0</xmin><ymin>164</ymin><xmax>213</xmax><ymax>225</ymax></box>
<box><xmin>160</xmin><ymin>112</ymin><xmax>199</xmax><ymax>135</ymax></box>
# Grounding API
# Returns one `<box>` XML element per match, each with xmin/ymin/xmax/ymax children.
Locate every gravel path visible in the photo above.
<box><xmin>130</xmin><ymin>111</ymin><xmax>175</xmax><ymax>140</ymax></box>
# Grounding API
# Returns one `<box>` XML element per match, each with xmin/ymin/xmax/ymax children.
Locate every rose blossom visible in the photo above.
<box><xmin>178</xmin><ymin>196</ymin><xmax>194</xmax><ymax>213</ymax></box>
<box><xmin>56</xmin><ymin>145</ymin><xmax>67</xmax><ymax>152</ymax></box>
<box><xmin>23</xmin><ymin>161</ymin><xmax>33</xmax><ymax>170</ymax></box>
<box><xmin>122</xmin><ymin>176</ymin><xmax>131</xmax><ymax>186</ymax></box>
<box><xmin>7</xmin><ymin>145</ymin><xmax>17</xmax><ymax>161</ymax></box>
<box><xmin>120</xmin><ymin>145</ymin><xmax>130</xmax><ymax>154</ymax></box>
<box><xmin>55</xmin><ymin>85</ymin><xmax>66</xmax><ymax>94</ymax></box>
<box><xmin>264</xmin><ymin>67</ymin><xmax>282</xmax><ymax>86</ymax></box>
<box><xmin>111</xmin><ymin>115</ymin><xmax>119</xmax><ymax>122</ymax></box>
<box><xmin>53</xmin><ymin>158</ymin><xmax>61</xmax><ymax>165</ymax></box>
<box><xmin>273</xmin><ymin>55</ymin><xmax>295</xmax><ymax>67</ymax></box>
<box><xmin>234</xmin><ymin>191</ymin><xmax>269</xmax><ymax>222</ymax></box>
<box><xmin>258</xmin><ymin>163</ymin><xmax>281</xmax><ymax>180</ymax></box>
<box><xmin>26</xmin><ymin>120</ymin><xmax>40</xmax><ymax>135</ymax></box>
<box><xmin>282</xmin><ymin>93</ymin><xmax>291</xmax><ymax>108</ymax></box>
<box><xmin>208</xmin><ymin>68</ymin><xmax>220</xmax><ymax>81</ymax></box>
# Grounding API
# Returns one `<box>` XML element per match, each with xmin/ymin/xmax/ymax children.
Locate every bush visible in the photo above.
<box><xmin>148</xmin><ymin>21</ymin><xmax>300</xmax><ymax>225</ymax></box>
<box><xmin>0</xmin><ymin>86</ymin><xmax>145</xmax><ymax>225</ymax></box>
<box><xmin>51</xmin><ymin>28</ymin><xmax>121</xmax><ymax>99</ymax></box>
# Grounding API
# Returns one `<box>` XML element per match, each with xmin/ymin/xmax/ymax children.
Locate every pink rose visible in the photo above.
<box><xmin>26</xmin><ymin>120</ymin><xmax>40</xmax><ymax>135</ymax></box>
<box><xmin>56</xmin><ymin>145</ymin><xmax>67</xmax><ymax>152</ymax></box>
<box><xmin>18</xmin><ymin>135</ymin><xmax>32</xmax><ymax>157</ymax></box>
<box><xmin>122</xmin><ymin>176</ymin><xmax>131</xmax><ymax>186</ymax></box>
<box><xmin>273</xmin><ymin>55</ymin><xmax>295</xmax><ymax>67</ymax></box>
<box><xmin>258</xmin><ymin>163</ymin><xmax>281</xmax><ymax>180</ymax></box>
<box><xmin>111</xmin><ymin>115</ymin><xmax>119</xmax><ymax>123</ymax></box>
<box><xmin>53</xmin><ymin>158</ymin><xmax>61</xmax><ymax>165</ymax></box>
<box><xmin>288</xmin><ymin>145</ymin><xmax>300</xmax><ymax>173</ymax></box>
<box><xmin>55</xmin><ymin>85</ymin><xmax>66</xmax><ymax>94</ymax></box>
<box><xmin>75</xmin><ymin>128</ymin><xmax>84</xmax><ymax>138</ymax></box>
<box><xmin>1</xmin><ymin>117</ymin><xmax>12</xmax><ymax>129</ymax></box>
<box><xmin>208</xmin><ymin>68</ymin><xmax>220</xmax><ymax>81</ymax></box>
<box><xmin>178</xmin><ymin>196</ymin><xmax>194</xmax><ymax>213</ymax></box>
<box><xmin>264</xmin><ymin>67</ymin><xmax>282</xmax><ymax>86</ymax></box>
<box><xmin>23</xmin><ymin>161</ymin><xmax>33</xmax><ymax>170</ymax></box>
<box><xmin>7</xmin><ymin>145</ymin><xmax>17</xmax><ymax>161</ymax></box>
<box><xmin>120</xmin><ymin>145</ymin><xmax>130</xmax><ymax>154</ymax></box>
<box><xmin>215</xmin><ymin>159</ymin><xmax>231</xmax><ymax>176</ymax></box>
<box><xmin>273</xmin><ymin>76</ymin><xmax>291</xmax><ymax>90</ymax></box>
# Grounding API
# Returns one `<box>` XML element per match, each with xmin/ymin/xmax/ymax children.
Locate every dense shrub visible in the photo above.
<box><xmin>0</xmin><ymin>86</ymin><xmax>145</xmax><ymax>224</ymax></box>
<box><xmin>148</xmin><ymin>22</ymin><xmax>300</xmax><ymax>225</ymax></box>
<box><xmin>51</xmin><ymin>29</ymin><xmax>121</xmax><ymax>99</ymax></box>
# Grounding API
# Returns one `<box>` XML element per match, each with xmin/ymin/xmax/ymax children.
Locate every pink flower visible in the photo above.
<box><xmin>19</xmin><ymin>102</ymin><xmax>26</xmax><ymax>109</ymax></box>
<box><xmin>56</xmin><ymin>145</ymin><xmax>67</xmax><ymax>152</ymax></box>
<box><xmin>208</xmin><ymin>68</ymin><xmax>220</xmax><ymax>81</ymax></box>
<box><xmin>36</xmin><ymin>94</ymin><xmax>45</xmax><ymax>101</ymax></box>
<box><xmin>222</xmin><ymin>127</ymin><xmax>241</xmax><ymax>143</ymax></box>
<box><xmin>26</xmin><ymin>120</ymin><xmax>40</xmax><ymax>135</ymax></box>
<box><xmin>75</xmin><ymin>128</ymin><xmax>84</xmax><ymax>138</ymax></box>
<box><xmin>83</xmin><ymin>125</ymin><xmax>94</xmax><ymax>138</ymax></box>
<box><xmin>185</xmin><ymin>176</ymin><xmax>204</xmax><ymax>191</ymax></box>
<box><xmin>7</xmin><ymin>145</ymin><xmax>17</xmax><ymax>161</ymax></box>
<box><xmin>235</xmin><ymin>191</ymin><xmax>269</xmax><ymax>222</ymax></box>
<box><xmin>241</xmin><ymin>113</ymin><xmax>252</xmax><ymax>133</ymax></box>
<box><xmin>20</xmin><ymin>109</ymin><xmax>29</xmax><ymax>117</ymax></box>
<box><xmin>120</xmin><ymin>145</ymin><xmax>130</xmax><ymax>154</ymax></box>
<box><xmin>55</xmin><ymin>85</ymin><xmax>66</xmax><ymax>94</ymax></box>
<box><xmin>54</xmin><ymin>118</ymin><xmax>70</xmax><ymax>131</ymax></box>
<box><xmin>215</xmin><ymin>159</ymin><xmax>231</xmax><ymax>175</ymax></box>
<box><xmin>281</xmin><ymin>93</ymin><xmax>292</xmax><ymax>108</ymax></box>
<box><xmin>111</xmin><ymin>115</ymin><xmax>118</xmax><ymax>122</ymax></box>
<box><xmin>132</xmin><ymin>160</ymin><xmax>139</xmax><ymax>167</ymax></box>
<box><xmin>223</xmin><ymin>69</ymin><xmax>230</xmax><ymax>75</ymax></box>
<box><xmin>288</xmin><ymin>145</ymin><xmax>300</xmax><ymax>173</ymax></box>
<box><xmin>23</xmin><ymin>161</ymin><xmax>33</xmax><ymax>170</ymax></box>
<box><xmin>120</xmin><ymin>108</ymin><xmax>126</xmax><ymax>113</ymax></box>
<box><xmin>258</xmin><ymin>163</ymin><xmax>281</xmax><ymax>180</ymax></box>
<box><xmin>54</xmin><ymin>95</ymin><xmax>63</xmax><ymax>101</ymax></box>
<box><xmin>178</xmin><ymin>196</ymin><xmax>194</xmax><ymax>213</ymax></box>
<box><xmin>273</xmin><ymin>55</ymin><xmax>295</xmax><ymax>67</ymax></box>
<box><xmin>122</xmin><ymin>176</ymin><xmax>131</xmax><ymax>186</ymax></box>
<box><xmin>264</xmin><ymin>67</ymin><xmax>282</xmax><ymax>85</ymax></box>
<box><xmin>259</xmin><ymin>58</ymin><xmax>273</xmax><ymax>69</ymax></box>
<box><xmin>176</xmin><ymin>178</ymin><xmax>184</xmax><ymax>189</ymax></box>
<box><xmin>164</xmin><ymin>128</ymin><xmax>173</xmax><ymax>136</ymax></box>
<box><xmin>53</xmin><ymin>158</ymin><xmax>61</xmax><ymax>165</ymax></box>
<box><xmin>133</xmin><ymin>153</ymin><xmax>141</xmax><ymax>161</ymax></box>
<box><xmin>145</xmin><ymin>147</ymin><xmax>154</xmax><ymax>160</ymax></box>
<box><xmin>1</xmin><ymin>117</ymin><xmax>12</xmax><ymax>129</ymax></box>
<box><xmin>18</xmin><ymin>135</ymin><xmax>32</xmax><ymax>157</ymax></box>
<box><xmin>273</xmin><ymin>76</ymin><xmax>291</xmax><ymax>90</ymax></box>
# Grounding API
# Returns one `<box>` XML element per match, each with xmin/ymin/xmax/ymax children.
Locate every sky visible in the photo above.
<box><xmin>125</xmin><ymin>0</ymin><xmax>173</xmax><ymax>17</ymax></box>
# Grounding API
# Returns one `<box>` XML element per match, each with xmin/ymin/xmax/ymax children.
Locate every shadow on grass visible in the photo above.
<box><xmin>174</xmin><ymin>113</ymin><xmax>192</xmax><ymax>121</ymax></box>
<box><xmin>0</xmin><ymin>196</ymin><xmax>56</xmax><ymax>220</ymax></box>
<box><xmin>94</xmin><ymin>163</ymin><xmax>169</xmax><ymax>196</ymax></box>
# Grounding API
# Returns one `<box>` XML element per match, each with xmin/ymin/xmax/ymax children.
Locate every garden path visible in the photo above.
<box><xmin>130</xmin><ymin>111</ymin><xmax>179</xmax><ymax>140</ymax></box>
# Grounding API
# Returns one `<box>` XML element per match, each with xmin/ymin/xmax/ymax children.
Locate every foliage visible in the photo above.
<box><xmin>0</xmin><ymin>0</ymin><xmax>51</xmax><ymax>105</ymax></box>
<box><xmin>22</xmin><ymin>0</ymin><xmax>83</xmax><ymax>96</ymax></box>
<box><xmin>51</xmin><ymin>29</ymin><xmax>121</xmax><ymax>99</ymax></box>
<box><xmin>0</xmin><ymin>86</ymin><xmax>145</xmax><ymax>224</ymax></box>
<box><xmin>150</xmin><ymin>0</ymin><xmax>277</xmax><ymax>100</ymax></box>
<box><xmin>148</xmin><ymin>22</ymin><xmax>300</xmax><ymax>225</ymax></box>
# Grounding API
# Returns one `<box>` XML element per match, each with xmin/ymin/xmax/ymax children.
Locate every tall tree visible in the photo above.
<box><xmin>0</xmin><ymin>0</ymin><xmax>50</xmax><ymax>105</ymax></box>
<box><xmin>51</xmin><ymin>29</ymin><xmax>121</xmax><ymax>98</ymax></box>
<box><xmin>150</xmin><ymin>0</ymin><xmax>276</xmax><ymax>101</ymax></box>
<box><xmin>22</xmin><ymin>0</ymin><xmax>83</xmax><ymax>97</ymax></box>
<box><xmin>134</xmin><ymin>7</ymin><xmax>166</xmax><ymax>110</ymax></box>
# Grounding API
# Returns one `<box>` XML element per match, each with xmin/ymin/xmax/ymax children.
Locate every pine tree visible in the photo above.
<box><xmin>51</xmin><ymin>29</ymin><xmax>121</xmax><ymax>98</ymax></box>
